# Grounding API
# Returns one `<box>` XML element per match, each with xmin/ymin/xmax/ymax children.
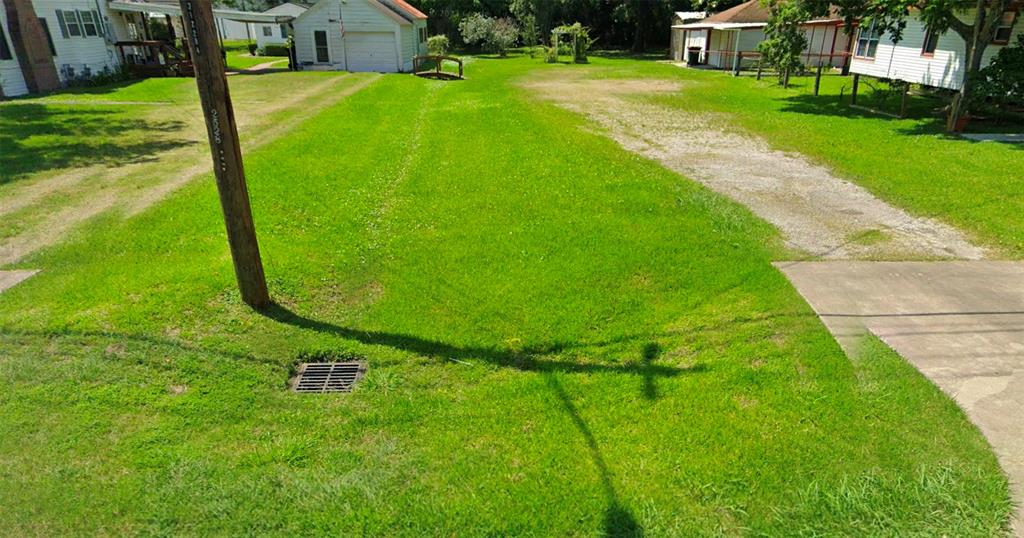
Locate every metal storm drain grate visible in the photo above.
<box><xmin>292</xmin><ymin>361</ymin><xmax>367</xmax><ymax>393</ymax></box>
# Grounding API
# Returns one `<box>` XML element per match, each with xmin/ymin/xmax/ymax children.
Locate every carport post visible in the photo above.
<box><xmin>178</xmin><ymin>0</ymin><xmax>270</xmax><ymax>309</ymax></box>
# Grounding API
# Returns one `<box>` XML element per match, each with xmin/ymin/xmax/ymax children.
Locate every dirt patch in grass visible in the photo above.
<box><xmin>522</xmin><ymin>70</ymin><xmax>985</xmax><ymax>261</ymax></box>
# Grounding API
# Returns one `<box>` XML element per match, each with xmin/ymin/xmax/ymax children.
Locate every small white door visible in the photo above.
<box><xmin>312</xmin><ymin>29</ymin><xmax>331</xmax><ymax>64</ymax></box>
<box><xmin>344</xmin><ymin>31</ymin><xmax>398</xmax><ymax>72</ymax></box>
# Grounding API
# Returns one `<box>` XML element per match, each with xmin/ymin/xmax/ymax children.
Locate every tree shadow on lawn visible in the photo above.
<box><xmin>777</xmin><ymin>91</ymin><xmax>1024</xmax><ymax>146</ymax></box>
<box><xmin>0</xmin><ymin>104</ymin><xmax>194</xmax><ymax>185</ymax></box>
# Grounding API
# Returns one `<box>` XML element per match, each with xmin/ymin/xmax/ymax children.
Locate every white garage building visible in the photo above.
<box><xmin>292</xmin><ymin>0</ymin><xmax>427</xmax><ymax>73</ymax></box>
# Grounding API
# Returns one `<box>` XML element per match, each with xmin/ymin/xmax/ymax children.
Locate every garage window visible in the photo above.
<box><xmin>263</xmin><ymin>26</ymin><xmax>272</xmax><ymax>37</ymax></box>
<box><xmin>419</xmin><ymin>27</ymin><xmax>426</xmax><ymax>43</ymax></box>
<box><xmin>314</xmin><ymin>30</ymin><xmax>329</xmax><ymax>62</ymax></box>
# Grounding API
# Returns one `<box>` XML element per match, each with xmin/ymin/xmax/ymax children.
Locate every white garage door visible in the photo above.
<box><xmin>345</xmin><ymin>32</ymin><xmax>398</xmax><ymax>72</ymax></box>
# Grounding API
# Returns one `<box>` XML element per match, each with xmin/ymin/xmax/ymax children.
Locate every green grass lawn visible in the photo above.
<box><xmin>0</xmin><ymin>56</ymin><xmax>1012</xmax><ymax>535</ymax></box>
<box><xmin>222</xmin><ymin>39</ymin><xmax>273</xmax><ymax>70</ymax></box>
<box><xmin>577</xmin><ymin>58</ymin><xmax>1023</xmax><ymax>257</ymax></box>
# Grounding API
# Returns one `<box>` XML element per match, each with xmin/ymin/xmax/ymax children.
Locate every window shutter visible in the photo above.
<box><xmin>0</xmin><ymin>25</ymin><xmax>12</xmax><ymax>60</ymax></box>
<box><xmin>55</xmin><ymin>10</ymin><xmax>69</xmax><ymax>38</ymax></box>
<box><xmin>93</xmin><ymin>10</ymin><xmax>104</xmax><ymax>36</ymax></box>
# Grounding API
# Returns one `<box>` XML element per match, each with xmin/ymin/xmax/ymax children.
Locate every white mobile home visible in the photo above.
<box><xmin>292</xmin><ymin>0</ymin><xmax>426</xmax><ymax>73</ymax></box>
<box><xmin>676</xmin><ymin>0</ymin><xmax>851</xmax><ymax>70</ymax></box>
<box><xmin>849</xmin><ymin>5</ymin><xmax>1021</xmax><ymax>90</ymax></box>
<box><xmin>254</xmin><ymin>1</ymin><xmax>307</xmax><ymax>50</ymax></box>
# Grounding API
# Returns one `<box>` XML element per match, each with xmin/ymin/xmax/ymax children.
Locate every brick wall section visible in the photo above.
<box><xmin>3</xmin><ymin>0</ymin><xmax>59</xmax><ymax>93</ymax></box>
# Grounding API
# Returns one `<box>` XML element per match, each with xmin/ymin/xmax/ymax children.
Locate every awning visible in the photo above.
<box><xmin>108</xmin><ymin>1</ymin><xmax>295</xmax><ymax>23</ymax></box>
<box><xmin>677</xmin><ymin>22</ymin><xmax>765</xmax><ymax>30</ymax></box>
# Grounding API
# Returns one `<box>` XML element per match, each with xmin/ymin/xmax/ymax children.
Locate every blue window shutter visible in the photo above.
<box><xmin>55</xmin><ymin>10</ymin><xmax>69</xmax><ymax>38</ymax></box>
<box><xmin>93</xmin><ymin>10</ymin><xmax>104</xmax><ymax>36</ymax></box>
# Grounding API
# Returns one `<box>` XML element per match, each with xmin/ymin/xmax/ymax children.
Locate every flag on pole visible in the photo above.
<box><xmin>338</xmin><ymin>4</ymin><xmax>345</xmax><ymax>39</ymax></box>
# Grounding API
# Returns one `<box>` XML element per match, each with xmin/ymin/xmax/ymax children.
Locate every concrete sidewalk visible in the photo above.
<box><xmin>0</xmin><ymin>270</ymin><xmax>37</xmax><ymax>294</ymax></box>
<box><xmin>777</xmin><ymin>261</ymin><xmax>1024</xmax><ymax>534</ymax></box>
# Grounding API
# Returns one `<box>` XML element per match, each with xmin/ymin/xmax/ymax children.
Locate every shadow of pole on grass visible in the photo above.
<box><xmin>545</xmin><ymin>374</ymin><xmax>644</xmax><ymax>537</ymax></box>
<box><xmin>260</xmin><ymin>303</ymin><xmax>701</xmax><ymax>382</ymax></box>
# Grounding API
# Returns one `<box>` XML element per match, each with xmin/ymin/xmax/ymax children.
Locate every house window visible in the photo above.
<box><xmin>39</xmin><ymin>18</ymin><xmax>57</xmax><ymax>55</ymax></box>
<box><xmin>314</xmin><ymin>30</ymin><xmax>329</xmax><ymax>62</ymax></box>
<box><xmin>855</xmin><ymin>21</ymin><xmax>881</xmax><ymax>58</ymax></box>
<box><xmin>418</xmin><ymin>27</ymin><xmax>426</xmax><ymax>43</ymax></box>
<box><xmin>280</xmin><ymin>24</ymin><xmax>287</xmax><ymax>38</ymax></box>
<box><xmin>0</xmin><ymin>23</ymin><xmax>12</xmax><ymax>60</ymax></box>
<box><xmin>922</xmin><ymin>27</ymin><xmax>939</xmax><ymax>55</ymax></box>
<box><xmin>262</xmin><ymin>25</ymin><xmax>272</xmax><ymax>37</ymax></box>
<box><xmin>56</xmin><ymin>9</ymin><xmax>82</xmax><ymax>37</ymax></box>
<box><xmin>993</xmin><ymin>11</ymin><xmax>1016</xmax><ymax>43</ymax></box>
<box><xmin>79</xmin><ymin>10</ymin><xmax>98</xmax><ymax>37</ymax></box>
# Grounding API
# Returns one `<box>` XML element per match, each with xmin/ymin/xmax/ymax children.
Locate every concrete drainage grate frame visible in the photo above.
<box><xmin>292</xmin><ymin>361</ymin><xmax>367</xmax><ymax>393</ymax></box>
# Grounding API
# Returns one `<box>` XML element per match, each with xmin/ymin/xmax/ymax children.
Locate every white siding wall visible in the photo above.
<box><xmin>43</xmin><ymin>0</ymin><xmax>119</xmax><ymax>80</ymax></box>
<box><xmin>217</xmin><ymin>17</ymin><xmax>251</xmax><ymax>40</ymax></box>
<box><xmin>0</xmin><ymin>7</ymin><xmax>30</xmax><ymax>97</ymax></box>
<box><xmin>399</xmin><ymin>21</ymin><xmax>423</xmax><ymax>71</ymax></box>
<box><xmin>293</xmin><ymin>0</ymin><xmax>411</xmax><ymax>72</ymax></box>
<box><xmin>802</xmin><ymin>23</ymin><xmax>850</xmax><ymax>67</ymax></box>
<box><xmin>255</xmin><ymin>23</ymin><xmax>288</xmax><ymax>49</ymax></box>
<box><xmin>850</xmin><ymin>12</ymin><xmax>1021</xmax><ymax>89</ymax></box>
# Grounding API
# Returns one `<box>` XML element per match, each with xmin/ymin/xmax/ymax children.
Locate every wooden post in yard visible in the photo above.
<box><xmin>756</xmin><ymin>58</ymin><xmax>762</xmax><ymax>81</ymax></box>
<box><xmin>899</xmin><ymin>83</ymin><xmax>909</xmax><ymax>118</ymax></box>
<box><xmin>178</xmin><ymin>0</ymin><xmax>270</xmax><ymax>309</ymax></box>
<box><xmin>732</xmin><ymin>52</ymin><xmax>741</xmax><ymax>76</ymax></box>
<box><xmin>851</xmin><ymin>73</ymin><xmax>860</xmax><ymax>105</ymax></box>
<box><xmin>813</xmin><ymin>63</ymin><xmax>823</xmax><ymax>96</ymax></box>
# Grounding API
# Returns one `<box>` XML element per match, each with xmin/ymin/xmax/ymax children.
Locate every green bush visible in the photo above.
<box><xmin>262</xmin><ymin>44</ymin><xmax>290</xmax><ymax>57</ymax></box>
<box><xmin>427</xmin><ymin>35</ymin><xmax>449</xmax><ymax>55</ymax></box>
<box><xmin>247</xmin><ymin>43</ymin><xmax>257</xmax><ymax>55</ymax></box>
<box><xmin>970</xmin><ymin>34</ymin><xmax>1024</xmax><ymax>115</ymax></box>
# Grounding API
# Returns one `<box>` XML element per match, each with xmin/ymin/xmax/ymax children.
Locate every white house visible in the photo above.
<box><xmin>1</xmin><ymin>0</ymin><xmax>122</xmax><ymax>97</ymax></box>
<box><xmin>849</xmin><ymin>5</ymin><xmax>1022</xmax><ymax>90</ymax></box>
<box><xmin>292</xmin><ymin>0</ymin><xmax>426</xmax><ymax>73</ymax></box>
<box><xmin>217</xmin><ymin>17</ymin><xmax>252</xmax><ymax>40</ymax></box>
<box><xmin>676</xmin><ymin>0</ymin><xmax>851</xmax><ymax>70</ymax></box>
<box><xmin>254</xmin><ymin>2</ymin><xmax>307</xmax><ymax>49</ymax></box>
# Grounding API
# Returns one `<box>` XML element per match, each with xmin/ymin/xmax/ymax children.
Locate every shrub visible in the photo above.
<box><xmin>263</xmin><ymin>44</ymin><xmax>290</xmax><ymax>57</ymax></box>
<box><xmin>459</xmin><ymin>14</ymin><xmax>519</xmax><ymax>57</ymax></box>
<box><xmin>552</xmin><ymin>23</ymin><xmax>593</xmax><ymax>63</ymax></box>
<box><xmin>247</xmin><ymin>43</ymin><xmax>257</xmax><ymax>55</ymax></box>
<box><xmin>760</xmin><ymin>0</ymin><xmax>809</xmax><ymax>85</ymax></box>
<box><xmin>544</xmin><ymin>45</ymin><xmax>558</xmax><ymax>63</ymax></box>
<box><xmin>969</xmin><ymin>34</ymin><xmax>1024</xmax><ymax>115</ymax></box>
<box><xmin>427</xmin><ymin>35</ymin><xmax>450</xmax><ymax>55</ymax></box>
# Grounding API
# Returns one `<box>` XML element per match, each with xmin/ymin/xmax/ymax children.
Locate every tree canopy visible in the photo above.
<box><xmin>412</xmin><ymin>0</ymin><xmax>716</xmax><ymax>51</ymax></box>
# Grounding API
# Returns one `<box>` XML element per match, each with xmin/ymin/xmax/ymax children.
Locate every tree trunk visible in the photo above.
<box><xmin>946</xmin><ymin>0</ymin><xmax>1005</xmax><ymax>131</ymax></box>
<box><xmin>631</xmin><ymin>0</ymin><xmax>647</xmax><ymax>53</ymax></box>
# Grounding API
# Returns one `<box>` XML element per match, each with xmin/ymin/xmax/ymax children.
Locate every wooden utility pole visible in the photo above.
<box><xmin>178</xmin><ymin>0</ymin><xmax>270</xmax><ymax>308</ymax></box>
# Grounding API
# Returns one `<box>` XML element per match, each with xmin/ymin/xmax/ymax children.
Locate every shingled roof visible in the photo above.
<box><xmin>702</xmin><ymin>0</ymin><xmax>770</xmax><ymax>24</ymax></box>
<box><xmin>681</xmin><ymin>0</ymin><xmax>843</xmax><ymax>29</ymax></box>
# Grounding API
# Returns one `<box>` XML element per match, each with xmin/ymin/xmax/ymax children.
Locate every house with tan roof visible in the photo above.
<box><xmin>674</xmin><ymin>0</ymin><xmax>852</xmax><ymax>71</ymax></box>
